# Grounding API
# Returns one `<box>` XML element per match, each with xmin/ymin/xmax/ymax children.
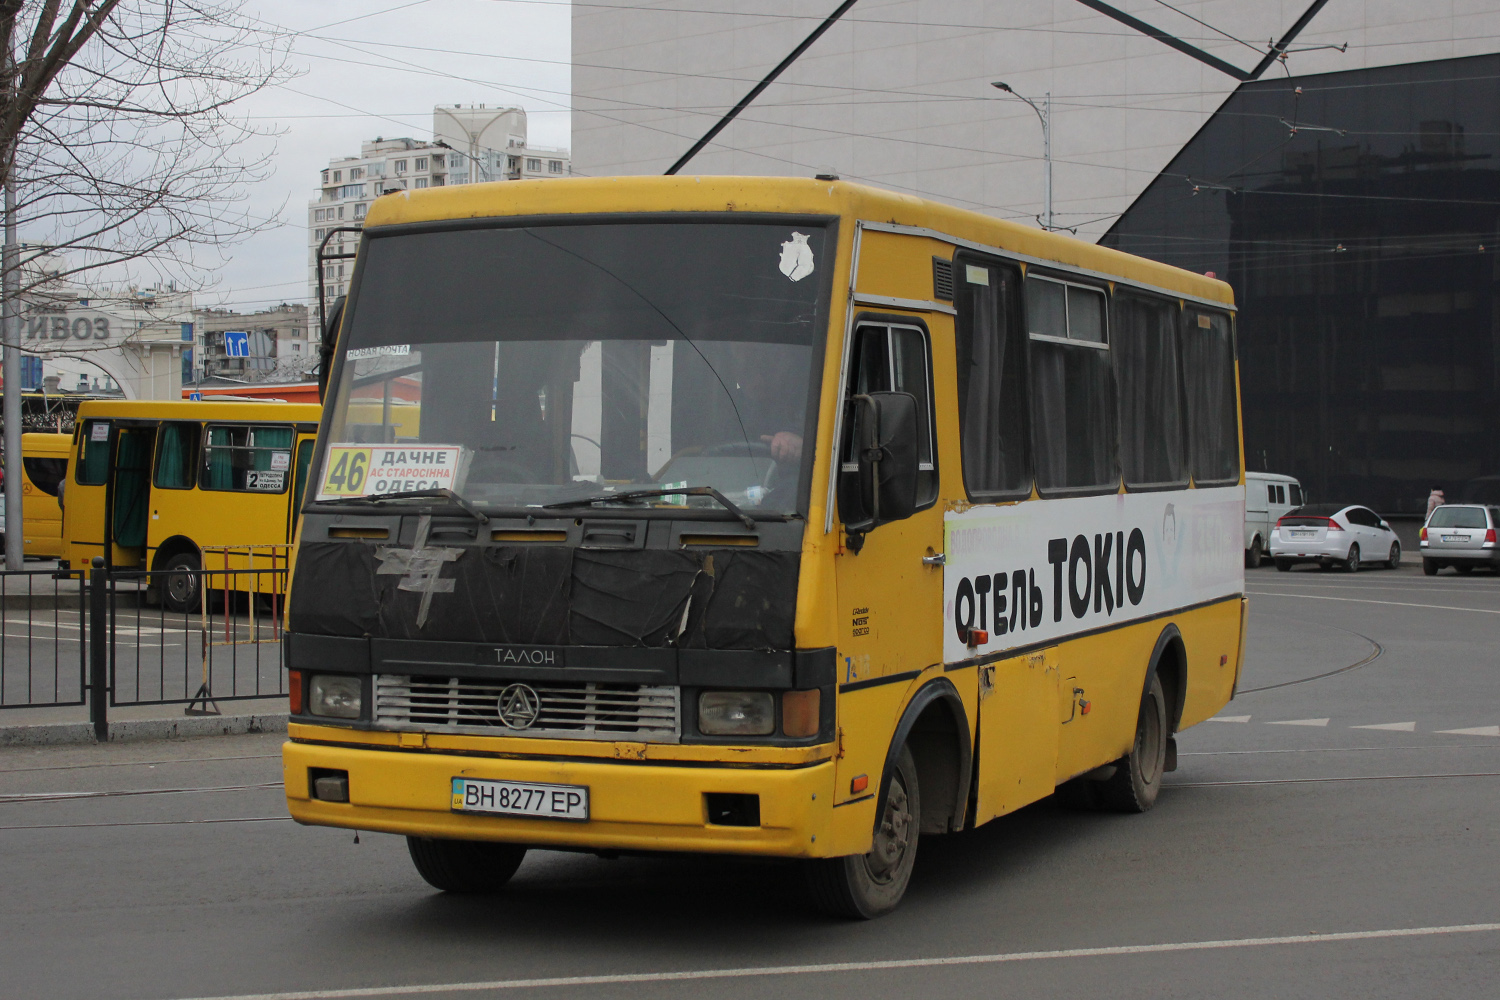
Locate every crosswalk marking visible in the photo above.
<box><xmin>1350</xmin><ymin>722</ymin><xmax>1417</xmax><ymax>731</ymax></box>
<box><xmin>1208</xmin><ymin>715</ymin><xmax>1251</xmax><ymax>723</ymax></box>
<box><xmin>1436</xmin><ymin>726</ymin><xmax>1500</xmax><ymax>737</ymax></box>
<box><xmin>1267</xmin><ymin>718</ymin><xmax>1330</xmax><ymax>727</ymax></box>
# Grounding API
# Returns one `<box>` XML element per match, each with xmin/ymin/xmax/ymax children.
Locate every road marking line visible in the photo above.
<box><xmin>1208</xmin><ymin>715</ymin><xmax>1251</xmax><ymax>723</ymax></box>
<box><xmin>162</xmin><ymin>923</ymin><xmax>1500</xmax><ymax>1000</ymax></box>
<box><xmin>1267</xmin><ymin>718</ymin><xmax>1330</xmax><ymax>727</ymax></box>
<box><xmin>1350</xmin><ymin>722</ymin><xmax>1416</xmax><ymax>731</ymax></box>
<box><xmin>1246</xmin><ymin>591</ymin><xmax>1500</xmax><ymax>614</ymax></box>
<box><xmin>1436</xmin><ymin>726</ymin><xmax>1500</xmax><ymax>736</ymax></box>
<box><xmin>1170</xmin><ymin>772</ymin><xmax>1500</xmax><ymax>787</ymax></box>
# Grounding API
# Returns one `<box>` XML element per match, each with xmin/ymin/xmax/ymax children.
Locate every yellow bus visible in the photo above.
<box><xmin>10</xmin><ymin>432</ymin><xmax>71</xmax><ymax>558</ymax></box>
<box><xmin>283</xmin><ymin>176</ymin><xmax>1246</xmax><ymax>917</ymax></box>
<box><xmin>65</xmin><ymin>400</ymin><xmax>322</xmax><ymax>610</ymax></box>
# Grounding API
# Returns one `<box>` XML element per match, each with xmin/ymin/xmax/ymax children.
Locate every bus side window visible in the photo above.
<box><xmin>1113</xmin><ymin>292</ymin><xmax>1187</xmax><ymax>490</ymax></box>
<box><xmin>201</xmin><ymin>425</ymin><xmax>295</xmax><ymax>493</ymax></box>
<box><xmin>76</xmin><ymin>421</ymin><xmax>110</xmax><ymax>485</ymax></box>
<box><xmin>954</xmin><ymin>257</ymin><xmax>1029</xmax><ymax>499</ymax></box>
<box><xmin>153</xmin><ymin>422</ymin><xmax>201</xmax><ymax>490</ymax></box>
<box><xmin>1025</xmin><ymin>275</ymin><xmax>1117</xmax><ymax>494</ymax></box>
<box><xmin>842</xmin><ymin>321</ymin><xmax>938</xmax><ymax>507</ymax></box>
<box><xmin>1182</xmin><ymin>311</ymin><xmax>1240</xmax><ymax>485</ymax></box>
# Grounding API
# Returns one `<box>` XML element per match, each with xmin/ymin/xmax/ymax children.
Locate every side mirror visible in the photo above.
<box><xmin>316</xmin><ymin>295</ymin><xmax>346</xmax><ymax>403</ymax></box>
<box><xmin>841</xmin><ymin>391</ymin><xmax>919</xmax><ymax>539</ymax></box>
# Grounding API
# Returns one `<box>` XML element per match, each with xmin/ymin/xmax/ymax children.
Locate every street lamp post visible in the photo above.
<box><xmin>992</xmin><ymin>81</ymin><xmax>1053</xmax><ymax>231</ymax></box>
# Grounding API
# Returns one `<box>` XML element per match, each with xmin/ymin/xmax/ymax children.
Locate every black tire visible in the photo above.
<box><xmin>161</xmin><ymin>551</ymin><xmax>202</xmax><ymax>613</ymax></box>
<box><xmin>1275</xmin><ymin>558</ymin><xmax>1293</xmax><ymax>572</ymax></box>
<box><xmin>1386</xmin><ymin>542</ymin><xmax>1401</xmax><ymax>569</ymax></box>
<box><xmin>1097</xmin><ymin>673</ymin><xmax>1168</xmax><ymax>814</ymax></box>
<box><xmin>1423</xmin><ymin>559</ymin><xmax>1439</xmax><ymax>576</ymax></box>
<box><xmin>806</xmin><ymin>745</ymin><xmax>920</xmax><ymax>919</ymax></box>
<box><xmin>1455</xmin><ymin>563</ymin><xmax>1474</xmax><ymax>575</ymax></box>
<box><xmin>1245</xmin><ymin>538</ymin><xmax>1263</xmax><ymax>569</ymax></box>
<box><xmin>406</xmin><ymin>837</ymin><xmax>527</xmax><ymax>893</ymax></box>
<box><xmin>1344</xmin><ymin>544</ymin><xmax>1361</xmax><ymax>573</ymax></box>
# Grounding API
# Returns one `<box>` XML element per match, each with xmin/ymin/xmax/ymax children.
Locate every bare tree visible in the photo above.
<box><xmin>0</xmin><ymin>1</ymin><xmax>291</xmax><ymax>568</ymax></box>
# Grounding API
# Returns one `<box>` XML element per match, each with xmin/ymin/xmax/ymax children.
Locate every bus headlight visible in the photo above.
<box><xmin>698</xmin><ymin>691</ymin><xmax>774</xmax><ymax>736</ymax></box>
<box><xmin>309</xmin><ymin>675</ymin><xmax>363</xmax><ymax>719</ymax></box>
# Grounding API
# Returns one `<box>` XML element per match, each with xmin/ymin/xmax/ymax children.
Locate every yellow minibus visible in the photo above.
<box><xmin>283</xmin><ymin>176</ymin><xmax>1246</xmax><ymax>917</ymax></box>
<box><xmin>13</xmin><ymin>432</ymin><xmax>71</xmax><ymax>558</ymax></box>
<box><xmin>65</xmin><ymin>400</ymin><xmax>322</xmax><ymax>610</ymax></box>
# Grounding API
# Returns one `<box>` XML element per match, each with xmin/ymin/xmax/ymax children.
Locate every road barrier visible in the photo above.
<box><xmin>0</xmin><ymin>558</ymin><xmax>288</xmax><ymax>736</ymax></box>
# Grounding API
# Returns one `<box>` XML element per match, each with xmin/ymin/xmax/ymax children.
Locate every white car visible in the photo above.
<box><xmin>1244</xmin><ymin>472</ymin><xmax>1302</xmax><ymax>568</ymax></box>
<box><xmin>1270</xmin><ymin>503</ymin><xmax>1401</xmax><ymax>572</ymax></box>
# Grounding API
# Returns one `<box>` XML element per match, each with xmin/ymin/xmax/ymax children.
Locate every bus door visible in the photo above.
<box><xmin>287</xmin><ymin>434</ymin><xmax>316</xmax><ymax>543</ymax></box>
<box><xmin>832</xmin><ymin>319</ymin><xmax>945</xmax><ymax>799</ymax></box>
<box><xmin>110</xmin><ymin>425</ymin><xmax>154</xmax><ymax>568</ymax></box>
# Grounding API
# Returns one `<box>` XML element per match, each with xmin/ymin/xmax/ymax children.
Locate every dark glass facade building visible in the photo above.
<box><xmin>1104</xmin><ymin>54</ymin><xmax>1500</xmax><ymax>515</ymax></box>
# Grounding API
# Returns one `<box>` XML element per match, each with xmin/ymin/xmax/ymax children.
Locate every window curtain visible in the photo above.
<box><xmin>154</xmin><ymin>423</ymin><xmax>198</xmax><ymax>489</ymax></box>
<box><xmin>112</xmin><ymin>431</ymin><xmax>152</xmax><ymax>547</ymax></box>
<box><xmin>251</xmin><ymin>427</ymin><xmax>293</xmax><ymax>471</ymax></box>
<box><xmin>1115</xmin><ymin>295</ymin><xmax>1187</xmax><ymax>488</ymax></box>
<box><xmin>1182</xmin><ymin>313</ymin><xmax>1241</xmax><ymax>484</ymax></box>
<box><xmin>958</xmin><ymin>263</ymin><xmax>1029</xmax><ymax>496</ymax></box>
<box><xmin>78</xmin><ymin>423</ymin><xmax>110</xmax><ymax>485</ymax></box>
<box><xmin>203</xmin><ymin>427</ymin><xmax>235</xmax><ymax>489</ymax></box>
<box><xmin>1030</xmin><ymin>341</ymin><xmax>1116</xmax><ymax>492</ymax></box>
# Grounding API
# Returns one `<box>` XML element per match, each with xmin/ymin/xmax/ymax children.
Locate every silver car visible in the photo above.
<box><xmin>1270</xmin><ymin>503</ymin><xmax>1402</xmax><ymax>572</ymax></box>
<box><xmin>1420</xmin><ymin>504</ymin><xmax>1500</xmax><ymax>575</ymax></box>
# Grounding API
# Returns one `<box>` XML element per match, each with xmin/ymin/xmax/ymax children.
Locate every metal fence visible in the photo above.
<box><xmin>0</xmin><ymin>558</ymin><xmax>289</xmax><ymax>737</ymax></box>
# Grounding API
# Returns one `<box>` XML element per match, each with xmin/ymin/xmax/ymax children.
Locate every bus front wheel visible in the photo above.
<box><xmin>406</xmin><ymin>836</ymin><xmax>527</xmax><ymax>893</ymax></box>
<box><xmin>161</xmin><ymin>552</ymin><xmax>202</xmax><ymax>613</ymax></box>
<box><xmin>1097</xmin><ymin>672</ymin><xmax>1168</xmax><ymax>814</ymax></box>
<box><xmin>805</xmin><ymin>744</ymin><xmax>920</xmax><ymax>919</ymax></box>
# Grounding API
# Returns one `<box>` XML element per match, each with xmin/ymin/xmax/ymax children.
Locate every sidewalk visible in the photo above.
<box><xmin>0</xmin><ymin>696</ymin><xmax>288</xmax><ymax>746</ymax></box>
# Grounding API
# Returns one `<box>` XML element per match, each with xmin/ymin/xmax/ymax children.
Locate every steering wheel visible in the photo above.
<box><xmin>701</xmin><ymin>440</ymin><xmax>773</xmax><ymax>458</ymax></box>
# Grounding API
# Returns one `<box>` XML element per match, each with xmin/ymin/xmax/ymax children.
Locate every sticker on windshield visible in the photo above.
<box><xmin>318</xmin><ymin>445</ymin><xmax>467</xmax><ymax>500</ymax></box>
<box><xmin>345</xmin><ymin>344</ymin><xmax>412</xmax><ymax>360</ymax></box>
<box><xmin>779</xmin><ymin>232</ymin><xmax>814</xmax><ymax>282</ymax></box>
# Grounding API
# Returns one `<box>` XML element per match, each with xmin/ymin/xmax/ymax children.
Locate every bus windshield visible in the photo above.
<box><xmin>319</xmin><ymin>220</ymin><xmax>832</xmax><ymax>516</ymax></box>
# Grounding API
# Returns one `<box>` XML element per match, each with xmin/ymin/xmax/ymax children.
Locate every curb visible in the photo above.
<box><xmin>0</xmin><ymin>713</ymin><xmax>288</xmax><ymax>747</ymax></box>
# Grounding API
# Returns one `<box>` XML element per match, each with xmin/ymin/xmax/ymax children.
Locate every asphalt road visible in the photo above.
<box><xmin>2</xmin><ymin>560</ymin><xmax>1498</xmax><ymax>1000</ymax></box>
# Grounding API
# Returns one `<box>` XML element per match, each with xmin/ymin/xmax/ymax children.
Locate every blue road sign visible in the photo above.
<box><xmin>224</xmin><ymin>330</ymin><xmax>250</xmax><ymax>357</ymax></box>
<box><xmin>188</xmin><ymin>392</ymin><xmax>202</xmax><ymax>401</ymax></box>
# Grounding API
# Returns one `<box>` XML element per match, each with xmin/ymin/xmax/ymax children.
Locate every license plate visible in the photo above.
<box><xmin>451</xmin><ymin>777</ymin><xmax>589</xmax><ymax>821</ymax></box>
<box><xmin>1291</xmin><ymin>530</ymin><xmax>1315</xmax><ymax>538</ymax></box>
<box><xmin>1442</xmin><ymin>535</ymin><xmax>1465</xmax><ymax>543</ymax></box>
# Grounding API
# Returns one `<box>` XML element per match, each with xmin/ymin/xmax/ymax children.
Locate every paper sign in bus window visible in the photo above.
<box><xmin>318</xmin><ymin>445</ymin><xmax>467</xmax><ymax>500</ymax></box>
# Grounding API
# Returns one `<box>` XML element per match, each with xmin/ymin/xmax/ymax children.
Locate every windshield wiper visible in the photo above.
<box><xmin>313</xmin><ymin>488</ymin><xmax>489</xmax><ymax>525</ymax></box>
<box><xmin>542</xmin><ymin>485</ymin><xmax>756</xmax><ymax>529</ymax></box>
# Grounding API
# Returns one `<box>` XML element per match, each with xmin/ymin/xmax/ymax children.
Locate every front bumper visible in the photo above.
<box><xmin>283</xmin><ymin>737</ymin><xmax>837</xmax><ymax>858</ymax></box>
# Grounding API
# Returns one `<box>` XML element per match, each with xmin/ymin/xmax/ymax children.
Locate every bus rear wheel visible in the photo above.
<box><xmin>406</xmin><ymin>837</ymin><xmax>527</xmax><ymax>893</ymax></box>
<box><xmin>1097</xmin><ymin>673</ymin><xmax>1168</xmax><ymax>813</ymax></box>
<box><xmin>161</xmin><ymin>552</ymin><xmax>202</xmax><ymax>613</ymax></box>
<box><xmin>806</xmin><ymin>744</ymin><xmax>920</xmax><ymax>919</ymax></box>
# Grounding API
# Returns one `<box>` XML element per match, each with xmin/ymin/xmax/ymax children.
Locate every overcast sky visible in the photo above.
<box><xmin>209</xmin><ymin>0</ymin><xmax>572</xmax><ymax>313</ymax></box>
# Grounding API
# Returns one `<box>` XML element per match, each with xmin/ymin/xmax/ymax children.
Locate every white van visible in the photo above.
<box><xmin>1245</xmin><ymin>472</ymin><xmax>1303</xmax><ymax>567</ymax></box>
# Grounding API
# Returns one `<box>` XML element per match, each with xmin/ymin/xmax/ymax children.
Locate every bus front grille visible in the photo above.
<box><xmin>373</xmin><ymin>674</ymin><xmax>680</xmax><ymax>742</ymax></box>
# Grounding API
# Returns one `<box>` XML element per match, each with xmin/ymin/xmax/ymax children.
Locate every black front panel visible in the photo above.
<box><xmin>290</xmin><ymin>520</ymin><xmax>800</xmax><ymax>650</ymax></box>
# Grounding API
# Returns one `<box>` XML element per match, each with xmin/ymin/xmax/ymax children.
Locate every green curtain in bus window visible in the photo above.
<box><xmin>202</xmin><ymin>426</ymin><xmax>236</xmax><ymax>490</ymax></box>
<box><xmin>291</xmin><ymin>440</ymin><xmax>314</xmax><ymax>515</ymax></box>
<box><xmin>112</xmin><ymin>431</ymin><xmax>152</xmax><ymax>548</ymax></box>
<box><xmin>251</xmin><ymin>426</ymin><xmax>294</xmax><ymax>471</ymax></box>
<box><xmin>1114</xmin><ymin>293</ymin><xmax>1187</xmax><ymax>489</ymax></box>
<box><xmin>153</xmin><ymin>423</ymin><xmax>199</xmax><ymax>489</ymax></box>
<box><xmin>77</xmin><ymin>422</ymin><xmax>110</xmax><ymax>485</ymax></box>
<box><xmin>1182</xmin><ymin>312</ymin><xmax>1240</xmax><ymax>485</ymax></box>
